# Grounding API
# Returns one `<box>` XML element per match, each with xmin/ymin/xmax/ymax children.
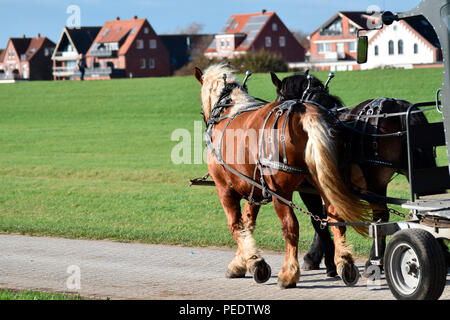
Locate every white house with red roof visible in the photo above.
<box><xmin>205</xmin><ymin>10</ymin><xmax>305</xmax><ymax>64</ymax></box>
<box><xmin>361</xmin><ymin>16</ymin><xmax>442</xmax><ymax>70</ymax></box>
<box><xmin>301</xmin><ymin>11</ymin><xmax>442</xmax><ymax>72</ymax></box>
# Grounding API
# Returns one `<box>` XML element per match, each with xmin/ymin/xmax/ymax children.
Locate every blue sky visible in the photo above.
<box><xmin>0</xmin><ymin>0</ymin><xmax>421</xmax><ymax>46</ymax></box>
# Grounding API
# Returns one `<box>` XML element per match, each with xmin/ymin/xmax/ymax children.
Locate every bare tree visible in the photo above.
<box><xmin>174</xmin><ymin>22</ymin><xmax>205</xmax><ymax>34</ymax></box>
<box><xmin>291</xmin><ymin>29</ymin><xmax>310</xmax><ymax>49</ymax></box>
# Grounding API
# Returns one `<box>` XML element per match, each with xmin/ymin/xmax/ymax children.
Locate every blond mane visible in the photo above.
<box><xmin>200</xmin><ymin>63</ymin><xmax>257</xmax><ymax>120</ymax></box>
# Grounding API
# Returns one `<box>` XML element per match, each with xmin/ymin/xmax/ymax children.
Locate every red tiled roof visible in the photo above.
<box><xmin>89</xmin><ymin>18</ymin><xmax>146</xmax><ymax>55</ymax></box>
<box><xmin>225</xmin><ymin>11</ymin><xmax>274</xmax><ymax>34</ymax></box>
<box><xmin>4</xmin><ymin>36</ymin><xmax>54</xmax><ymax>61</ymax></box>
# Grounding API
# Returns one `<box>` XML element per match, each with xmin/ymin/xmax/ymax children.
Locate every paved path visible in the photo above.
<box><xmin>0</xmin><ymin>234</ymin><xmax>448</xmax><ymax>300</ymax></box>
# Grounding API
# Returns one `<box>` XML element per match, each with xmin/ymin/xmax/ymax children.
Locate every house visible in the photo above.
<box><xmin>306</xmin><ymin>11</ymin><xmax>378</xmax><ymax>71</ymax></box>
<box><xmin>361</xmin><ymin>16</ymin><xmax>442</xmax><ymax>70</ymax></box>
<box><xmin>52</xmin><ymin>26</ymin><xmax>101</xmax><ymax>80</ymax></box>
<box><xmin>0</xmin><ymin>34</ymin><xmax>55</xmax><ymax>81</ymax></box>
<box><xmin>85</xmin><ymin>16</ymin><xmax>171</xmax><ymax>79</ymax></box>
<box><xmin>204</xmin><ymin>10</ymin><xmax>305</xmax><ymax>65</ymax></box>
<box><xmin>160</xmin><ymin>34</ymin><xmax>214</xmax><ymax>74</ymax></box>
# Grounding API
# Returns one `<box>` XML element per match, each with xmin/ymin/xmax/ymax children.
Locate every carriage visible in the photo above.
<box><xmin>354</xmin><ymin>0</ymin><xmax>450</xmax><ymax>300</ymax></box>
<box><xmin>190</xmin><ymin>0</ymin><xmax>450</xmax><ymax>300</ymax></box>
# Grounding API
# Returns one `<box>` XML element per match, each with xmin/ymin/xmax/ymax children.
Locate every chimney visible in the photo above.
<box><xmin>261</xmin><ymin>9</ymin><xmax>266</xmax><ymax>15</ymax></box>
<box><xmin>133</xmin><ymin>15</ymin><xmax>138</xmax><ymax>19</ymax></box>
<box><xmin>22</xmin><ymin>34</ymin><xmax>26</xmax><ymax>38</ymax></box>
<box><xmin>116</xmin><ymin>17</ymin><xmax>120</xmax><ymax>21</ymax></box>
<box><xmin>36</xmin><ymin>33</ymin><xmax>40</xmax><ymax>39</ymax></box>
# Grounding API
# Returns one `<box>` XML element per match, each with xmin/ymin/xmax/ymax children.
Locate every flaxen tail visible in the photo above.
<box><xmin>302</xmin><ymin>106</ymin><xmax>370</xmax><ymax>235</ymax></box>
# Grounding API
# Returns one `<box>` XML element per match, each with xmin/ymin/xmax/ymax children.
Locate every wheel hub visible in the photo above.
<box><xmin>391</xmin><ymin>243</ymin><xmax>421</xmax><ymax>295</ymax></box>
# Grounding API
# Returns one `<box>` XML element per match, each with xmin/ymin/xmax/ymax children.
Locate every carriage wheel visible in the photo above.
<box><xmin>384</xmin><ymin>229</ymin><xmax>447</xmax><ymax>300</ymax></box>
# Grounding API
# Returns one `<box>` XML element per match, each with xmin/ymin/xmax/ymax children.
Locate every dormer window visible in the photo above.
<box><xmin>320</xmin><ymin>17</ymin><xmax>343</xmax><ymax>36</ymax></box>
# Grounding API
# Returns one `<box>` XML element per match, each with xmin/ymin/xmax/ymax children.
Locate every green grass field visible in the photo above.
<box><xmin>0</xmin><ymin>67</ymin><xmax>446</xmax><ymax>256</ymax></box>
<box><xmin>0</xmin><ymin>288</ymin><xmax>84</xmax><ymax>300</ymax></box>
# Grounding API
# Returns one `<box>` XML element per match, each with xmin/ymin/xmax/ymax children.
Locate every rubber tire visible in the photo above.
<box><xmin>384</xmin><ymin>229</ymin><xmax>447</xmax><ymax>300</ymax></box>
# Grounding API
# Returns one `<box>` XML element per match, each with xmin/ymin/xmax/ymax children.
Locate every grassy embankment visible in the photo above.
<box><xmin>0</xmin><ymin>67</ymin><xmax>445</xmax><ymax>255</ymax></box>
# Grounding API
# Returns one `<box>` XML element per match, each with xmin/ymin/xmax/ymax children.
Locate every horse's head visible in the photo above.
<box><xmin>194</xmin><ymin>63</ymin><xmax>256</xmax><ymax>122</ymax></box>
<box><xmin>270</xmin><ymin>71</ymin><xmax>343</xmax><ymax>110</ymax></box>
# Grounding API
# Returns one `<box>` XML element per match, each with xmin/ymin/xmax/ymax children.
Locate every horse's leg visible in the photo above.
<box><xmin>299</xmin><ymin>192</ymin><xmax>336</xmax><ymax>277</ymax></box>
<box><xmin>327</xmin><ymin>204</ymin><xmax>359</xmax><ymax>285</ymax></box>
<box><xmin>240</xmin><ymin>200</ymin><xmax>271</xmax><ymax>282</ymax></box>
<box><xmin>273</xmin><ymin>197</ymin><xmax>300</xmax><ymax>288</ymax></box>
<box><xmin>224</xmin><ymin>198</ymin><xmax>269</xmax><ymax>281</ymax></box>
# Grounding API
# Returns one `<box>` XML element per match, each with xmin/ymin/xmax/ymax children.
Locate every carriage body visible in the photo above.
<box><xmin>358</xmin><ymin>0</ymin><xmax>450</xmax><ymax>300</ymax></box>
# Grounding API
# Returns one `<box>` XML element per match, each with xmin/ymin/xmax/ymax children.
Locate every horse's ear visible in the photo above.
<box><xmin>270</xmin><ymin>72</ymin><xmax>281</xmax><ymax>89</ymax></box>
<box><xmin>194</xmin><ymin>67</ymin><xmax>203</xmax><ymax>85</ymax></box>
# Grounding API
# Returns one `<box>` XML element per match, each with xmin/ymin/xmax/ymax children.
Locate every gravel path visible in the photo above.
<box><xmin>0</xmin><ymin>234</ymin><xmax>448</xmax><ymax>300</ymax></box>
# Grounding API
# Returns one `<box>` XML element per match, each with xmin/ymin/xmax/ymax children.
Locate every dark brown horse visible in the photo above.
<box><xmin>270</xmin><ymin>71</ymin><xmax>438</xmax><ymax>276</ymax></box>
<box><xmin>194</xmin><ymin>63</ymin><xmax>371</xmax><ymax>288</ymax></box>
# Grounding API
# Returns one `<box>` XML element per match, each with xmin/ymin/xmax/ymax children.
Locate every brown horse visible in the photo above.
<box><xmin>194</xmin><ymin>63</ymin><xmax>371</xmax><ymax>288</ymax></box>
<box><xmin>270</xmin><ymin>71</ymin><xmax>439</xmax><ymax>276</ymax></box>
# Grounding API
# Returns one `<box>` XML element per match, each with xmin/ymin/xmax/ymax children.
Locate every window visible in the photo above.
<box><xmin>320</xmin><ymin>17</ymin><xmax>343</xmax><ymax>36</ymax></box>
<box><xmin>102</xmin><ymin>28</ymin><xmax>109</xmax><ymax>37</ymax></box>
<box><xmin>388</xmin><ymin>40</ymin><xmax>394</xmax><ymax>55</ymax></box>
<box><xmin>272</xmin><ymin>23</ymin><xmax>278</xmax><ymax>31</ymax></box>
<box><xmin>226</xmin><ymin>39</ymin><xmax>231</xmax><ymax>48</ymax></box>
<box><xmin>325</xmin><ymin>43</ymin><xmax>332</xmax><ymax>52</ymax></box>
<box><xmin>140</xmin><ymin>58</ymin><xmax>146</xmax><ymax>69</ymax></box>
<box><xmin>349</xmin><ymin>42</ymin><xmax>356</xmax><ymax>52</ymax></box>
<box><xmin>318</xmin><ymin>43</ymin><xmax>324</xmax><ymax>53</ymax></box>
<box><xmin>414</xmin><ymin>43</ymin><xmax>419</xmax><ymax>54</ymax></box>
<box><xmin>374</xmin><ymin>45</ymin><xmax>379</xmax><ymax>56</ymax></box>
<box><xmin>137</xmin><ymin>39</ymin><xmax>144</xmax><ymax>49</ymax></box>
<box><xmin>149</xmin><ymin>58</ymin><xmax>155</xmax><ymax>69</ymax></box>
<box><xmin>265</xmin><ymin>36</ymin><xmax>272</xmax><ymax>47</ymax></box>
<box><xmin>220</xmin><ymin>40</ymin><xmax>225</xmax><ymax>48</ymax></box>
<box><xmin>230</xmin><ymin>23</ymin><xmax>238</xmax><ymax>30</ymax></box>
<box><xmin>279</xmin><ymin>36</ymin><xmax>286</xmax><ymax>47</ymax></box>
<box><xmin>130</xmin><ymin>26</ymin><xmax>137</xmax><ymax>35</ymax></box>
<box><xmin>144</xmin><ymin>27</ymin><xmax>149</xmax><ymax>34</ymax></box>
<box><xmin>149</xmin><ymin>39</ymin><xmax>157</xmax><ymax>49</ymax></box>
<box><xmin>398</xmin><ymin>40</ymin><xmax>404</xmax><ymax>55</ymax></box>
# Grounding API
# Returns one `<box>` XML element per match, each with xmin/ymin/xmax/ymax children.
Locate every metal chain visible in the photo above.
<box><xmin>388</xmin><ymin>207</ymin><xmax>408</xmax><ymax>218</ymax></box>
<box><xmin>289</xmin><ymin>200</ymin><xmax>329</xmax><ymax>229</ymax></box>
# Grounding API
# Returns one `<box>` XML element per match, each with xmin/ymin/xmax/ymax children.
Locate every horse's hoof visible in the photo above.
<box><xmin>302</xmin><ymin>255</ymin><xmax>321</xmax><ymax>271</ymax></box>
<box><xmin>253</xmin><ymin>260</ymin><xmax>271</xmax><ymax>284</ymax></box>
<box><xmin>301</xmin><ymin>261</ymin><xmax>320</xmax><ymax>271</ymax></box>
<box><xmin>339</xmin><ymin>264</ymin><xmax>360</xmax><ymax>286</ymax></box>
<box><xmin>277</xmin><ymin>278</ymin><xmax>297</xmax><ymax>289</ymax></box>
<box><xmin>226</xmin><ymin>269</ymin><xmax>246</xmax><ymax>279</ymax></box>
<box><xmin>326</xmin><ymin>269</ymin><xmax>338</xmax><ymax>277</ymax></box>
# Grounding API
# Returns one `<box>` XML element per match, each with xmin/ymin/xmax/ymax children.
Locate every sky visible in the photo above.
<box><xmin>0</xmin><ymin>0</ymin><xmax>422</xmax><ymax>46</ymax></box>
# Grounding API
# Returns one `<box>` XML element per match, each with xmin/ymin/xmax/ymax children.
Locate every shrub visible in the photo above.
<box><xmin>174</xmin><ymin>51</ymin><xmax>288</xmax><ymax>76</ymax></box>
